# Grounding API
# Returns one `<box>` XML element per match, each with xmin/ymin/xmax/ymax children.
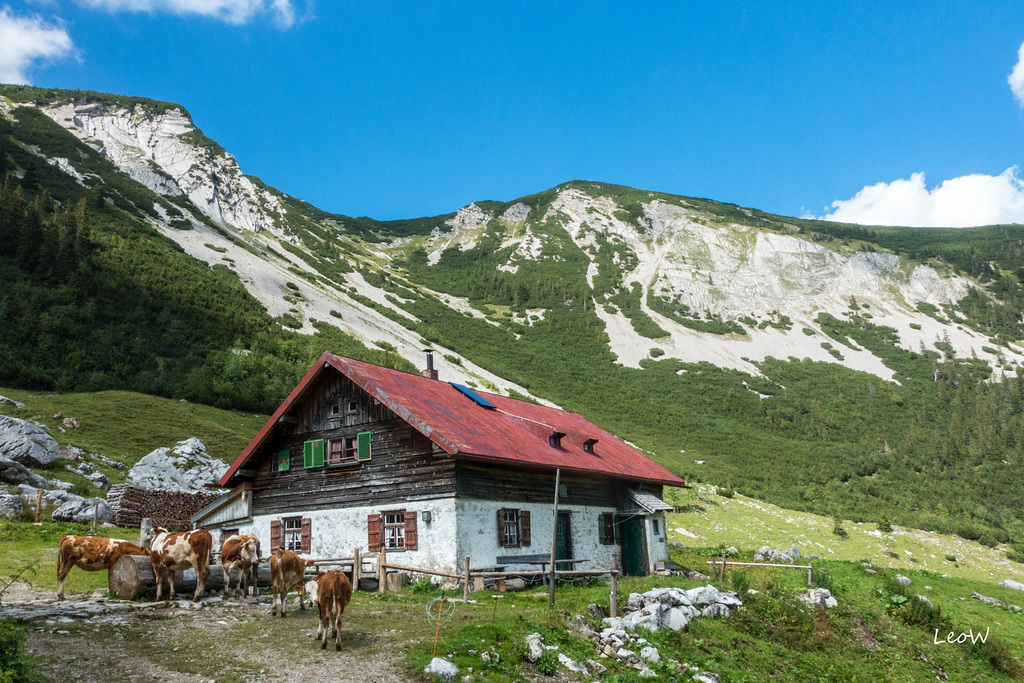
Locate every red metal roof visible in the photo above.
<box><xmin>221</xmin><ymin>352</ymin><xmax>686</xmax><ymax>488</ymax></box>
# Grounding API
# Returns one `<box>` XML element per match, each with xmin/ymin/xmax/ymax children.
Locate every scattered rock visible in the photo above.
<box><xmin>0</xmin><ymin>493</ymin><xmax>23</xmax><ymax>520</ymax></box>
<box><xmin>524</xmin><ymin>633</ymin><xmax>545</xmax><ymax>662</ymax></box>
<box><xmin>0</xmin><ymin>396</ymin><xmax>25</xmax><ymax>409</ymax></box>
<box><xmin>701</xmin><ymin>604</ymin><xmax>730</xmax><ymax>618</ymax></box>
<box><xmin>864</xmin><ymin>569</ymin><xmax>877</xmax><ymax>575</ymax></box>
<box><xmin>640</xmin><ymin>646</ymin><xmax>661</xmax><ymax>664</ymax></box>
<box><xmin>790</xmin><ymin>545</ymin><xmax>801</xmax><ymax>558</ymax></box>
<box><xmin>970</xmin><ymin>592</ymin><xmax>1003</xmax><ymax>607</ymax></box>
<box><xmin>0</xmin><ymin>456</ymin><xmax>53</xmax><ymax>488</ymax></box>
<box><xmin>62</xmin><ymin>417</ymin><xmax>80</xmax><ymax>430</ymax></box>
<box><xmin>85</xmin><ymin>471</ymin><xmax>110</xmax><ymax>489</ymax></box>
<box><xmin>51</xmin><ymin>497</ymin><xmax>112</xmax><ymax>525</ymax></box>
<box><xmin>58</xmin><ymin>445</ymin><xmax>82</xmax><ymax>461</ymax></box>
<box><xmin>639</xmin><ymin>668</ymin><xmax>658</xmax><ymax>678</ymax></box>
<box><xmin>915</xmin><ymin>595</ymin><xmax>934</xmax><ymax>610</ymax></box>
<box><xmin>585</xmin><ymin>659</ymin><xmax>606</xmax><ymax>674</ymax></box>
<box><xmin>894</xmin><ymin>575</ymin><xmax>913</xmax><ymax>586</ymax></box>
<box><xmin>801</xmin><ymin>588</ymin><xmax>838</xmax><ymax>609</ymax></box>
<box><xmin>726</xmin><ymin>546</ymin><xmax>738</xmax><ymax>555</ymax></box>
<box><xmin>754</xmin><ymin>546</ymin><xmax>795</xmax><ymax>563</ymax></box>
<box><xmin>424</xmin><ymin>657</ymin><xmax>459</xmax><ymax>681</ymax></box>
<box><xmin>0</xmin><ymin>416</ymin><xmax>58</xmax><ymax>467</ymax></box>
<box><xmin>999</xmin><ymin>580</ymin><xmax>1024</xmax><ymax>592</ymax></box>
<box><xmin>557</xmin><ymin>653</ymin><xmax>588</xmax><ymax>674</ymax></box>
<box><xmin>1011</xmin><ymin>605</ymin><xmax>1022</xmax><ymax>613</ymax></box>
<box><xmin>588</xmin><ymin>603</ymin><xmax>608</xmax><ymax>619</ymax></box>
<box><xmin>692</xmin><ymin>672</ymin><xmax>721</xmax><ymax>683</ymax></box>
<box><xmin>127</xmin><ymin>438</ymin><xmax>227</xmax><ymax>492</ymax></box>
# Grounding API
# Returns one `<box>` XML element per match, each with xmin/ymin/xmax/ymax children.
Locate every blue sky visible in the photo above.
<box><xmin>1</xmin><ymin>1</ymin><xmax>1023</xmax><ymax>225</ymax></box>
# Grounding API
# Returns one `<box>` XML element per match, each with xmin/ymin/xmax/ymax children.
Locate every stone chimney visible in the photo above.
<box><xmin>422</xmin><ymin>349</ymin><xmax>438</xmax><ymax>380</ymax></box>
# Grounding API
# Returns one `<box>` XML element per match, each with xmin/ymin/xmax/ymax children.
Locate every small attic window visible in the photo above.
<box><xmin>549</xmin><ymin>431</ymin><xmax>566</xmax><ymax>449</ymax></box>
<box><xmin>330</xmin><ymin>404</ymin><xmax>341</xmax><ymax>416</ymax></box>
<box><xmin>583</xmin><ymin>439</ymin><xmax>598</xmax><ymax>454</ymax></box>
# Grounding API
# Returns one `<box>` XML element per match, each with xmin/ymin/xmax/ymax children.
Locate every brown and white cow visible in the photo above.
<box><xmin>270</xmin><ymin>549</ymin><xmax>314</xmax><ymax>617</ymax></box>
<box><xmin>148</xmin><ymin>527</ymin><xmax>212</xmax><ymax>602</ymax></box>
<box><xmin>57</xmin><ymin>535</ymin><xmax>149</xmax><ymax>600</ymax></box>
<box><xmin>304</xmin><ymin>571</ymin><xmax>352</xmax><ymax>650</ymax></box>
<box><xmin>220</xmin><ymin>534</ymin><xmax>261</xmax><ymax>598</ymax></box>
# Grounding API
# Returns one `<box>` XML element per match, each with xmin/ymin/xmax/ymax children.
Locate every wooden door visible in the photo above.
<box><xmin>620</xmin><ymin>516</ymin><xmax>647</xmax><ymax>576</ymax></box>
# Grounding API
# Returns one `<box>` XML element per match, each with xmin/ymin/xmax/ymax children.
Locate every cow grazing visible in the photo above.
<box><xmin>304</xmin><ymin>571</ymin><xmax>352</xmax><ymax>651</ymax></box>
<box><xmin>148</xmin><ymin>527</ymin><xmax>213</xmax><ymax>602</ymax></box>
<box><xmin>220</xmin><ymin>534</ymin><xmax>261</xmax><ymax>598</ymax></box>
<box><xmin>270</xmin><ymin>549</ymin><xmax>314</xmax><ymax>617</ymax></box>
<box><xmin>57</xmin><ymin>535</ymin><xmax>149</xmax><ymax>600</ymax></box>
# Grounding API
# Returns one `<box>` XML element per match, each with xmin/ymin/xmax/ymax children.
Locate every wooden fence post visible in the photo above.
<box><xmin>721</xmin><ymin>549</ymin><xmax>727</xmax><ymax>580</ymax></box>
<box><xmin>807</xmin><ymin>565</ymin><xmax>812</xmax><ymax>587</ymax></box>
<box><xmin>139</xmin><ymin>518</ymin><xmax>152</xmax><ymax>548</ymax></box>
<box><xmin>34</xmin><ymin>490</ymin><xmax>42</xmax><ymax>523</ymax></box>
<box><xmin>378</xmin><ymin>546</ymin><xmax>387</xmax><ymax>594</ymax></box>
<box><xmin>353</xmin><ymin>548</ymin><xmax>360</xmax><ymax>591</ymax></box>
<box><xmin>610</xmin><ymin>552</ymin><xmax>618</xmax><ymax>618</ymax></box>
<box><xmin>463</xmin><ymin>556</ymin><xmax>470</xmax><ymax>602</ymax></box>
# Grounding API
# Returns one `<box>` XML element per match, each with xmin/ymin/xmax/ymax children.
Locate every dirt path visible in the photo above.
<box><xmin>18</xmin><ymin>594</ymin><xmax>422</xmax><ymax>683</ymax></box>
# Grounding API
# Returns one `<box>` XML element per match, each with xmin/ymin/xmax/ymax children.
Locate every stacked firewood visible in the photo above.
<box><xmin>107</xmin><ymin>484</ymin><xmax>222</xmax><ymax>530</ymax></box>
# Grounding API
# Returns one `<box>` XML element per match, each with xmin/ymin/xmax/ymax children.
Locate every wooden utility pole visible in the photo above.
<box><xmin>548</xmin><ymin>468</ymin><xmax>561</xmax><ymax>608</ymax></box>
<box><xmin>352</xmin><ymin>548</ymin><xmax>360</xmax><ymax>591</ymax></box>
<box><xmin>610</xmin><ymin>552</ymin><xmax>619</xmax><ymax>617</ymax></box>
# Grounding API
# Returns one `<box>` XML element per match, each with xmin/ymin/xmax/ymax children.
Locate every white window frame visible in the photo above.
<box><xmin>382</xmin><ymin>510</ymin><xmax>406</xmax><ymax>550</ymax></box>
<box><xmin>283</xmin><ymin>517</ymin><xmax>302</xmax><ymax>551</ymax></box>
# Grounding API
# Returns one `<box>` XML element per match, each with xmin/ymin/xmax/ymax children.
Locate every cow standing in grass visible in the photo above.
<box><xmin>148</xmin><ymin>527</ymin><xmax>212</xmax><ymax>602</ymax></box>
<box><xmin>304</xmin><ymin>571</ymin><xmax>352</xmax><ymax>651</ymax></box>
<box><xmin>57</xmin><ymin>535</ymin><xmax>149</xmax><ymax>600</ymax></box>
<box><xmin>220</xmin><ymin>534</ymin><xmax>261</xmax><ymax>598</ymax></box>
<box><xmin>270</xmin><ymin>549</ymin><xmax>314</xmax><ymax>616</ymax></box>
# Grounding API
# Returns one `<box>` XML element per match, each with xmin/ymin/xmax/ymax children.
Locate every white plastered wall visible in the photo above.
<box><xmin>455</xmin><ymin>500</ymin><xmax>620</xmax><ymax>573</ymax></box>
<box><xmin>236</xmin><ymin>497</ymin><xmax>459</xmax><ymax>574</ymax></box>
<box><xmin>645</xmin><ymin>512</ymin><xmax>669</xmax><ymax>572</ymax></box>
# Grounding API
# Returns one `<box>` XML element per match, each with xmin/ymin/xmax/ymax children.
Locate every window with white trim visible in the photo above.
<box><xmin>382</xmin><ymin>511</ymin><xmax>406</xmax><ymax>549</ymax></box>
<box><xmin>283</xmin><ymin>517</ymin><xmax>302</xmax><ymax>551</ymax></box>
<box><xmin>327</xmin><ymin>436</ymin><xmax>357</xmax><ymax>465</ymax></box>
<box><xmin>502</xmin><ymin>510</ymin><xmax>519</xmax><ymax>547</ymax></box>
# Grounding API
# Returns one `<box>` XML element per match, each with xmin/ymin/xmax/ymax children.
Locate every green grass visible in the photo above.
<box><xmin>667</xmin><ymin>485</ymin><xmax>1024</xmax><ymax>585</ymax></box>
<box><xmin>0</xmin><ymin>522</ymin><xmax>139</xmax><ymax>597</ymax></box>
<box><xmin>0</xmin><ymin>387</ymin><xmax>267</xmax><ymax>466</ymax></box>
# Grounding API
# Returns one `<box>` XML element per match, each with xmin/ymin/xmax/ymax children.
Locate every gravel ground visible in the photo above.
<box><xmin>13</xmin><ymin>592</ymin><xmax>420</xmax><ymax>683</ymax></box>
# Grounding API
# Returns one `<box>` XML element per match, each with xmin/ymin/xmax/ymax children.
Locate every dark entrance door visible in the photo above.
<box><xmin>555</xmin><ymin>512</ymin><xmax>572</xmax><ymax>562</ymax></box>
<box><xmin>620</xmin><ymin>516</ymin><xmax>647</xmax><ymax>576</ymax></box>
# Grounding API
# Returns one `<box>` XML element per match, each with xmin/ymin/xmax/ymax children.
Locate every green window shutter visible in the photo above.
<box><xmin>278</xmin><ymin>450</ymin><xmax>290</xmax><ymax>472</ymax></box>
<box><xmin>357</xmin><ymin>431</ymin><xmax>372</xmax><ymax>461</ymax></box>
<box><xmin>303</xmin><ymin>441</ymin><xmax>313</xmax><ymax>468</ymax></box>
<box><xmin>312</xmin><ymin>439</ymin><xmax>325</xmax><ymax>467</ymax></box>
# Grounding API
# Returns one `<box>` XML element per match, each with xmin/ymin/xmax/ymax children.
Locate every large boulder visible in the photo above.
<box><xmin>51</xmin><ymin>497</ymin><xmax>112</xmax><ymax>525</ymax></box>
<box><xmin>127</xmin><ymin>438</ymin><xmax>228</xmax><ymax>492</ymax></box>
<box><xmin>0</xmin><ymin>456</ymin><xmax>53</xmax><ymax>489</ymax></box>
<box><xmin>0</xmin><ymin>396</ymin><xmax>25</xmax><ymax>409</ymax></box>
<box><xmin>999</xmin><ymin>580</ymin><xmax>1024</xmax><ymax>592</ymax></box>
<box><xmin>0</xmin><ymin>416</ymin><xmax>58</xmax><ymax>467</ymax></box>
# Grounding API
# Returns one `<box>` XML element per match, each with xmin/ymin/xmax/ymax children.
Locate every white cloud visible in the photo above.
<box><xmin>819</xmin><ymin>168</ymin><xmax>1024</xmax><ymax>228</ymax></box>
<box><xmin>1011</xmin><ymin>41</ymin><xmax>1024</xmax><ymax>107</ymax></box>
<box><xmin>79</xmin><ymin>0</ymin><xmax>296</xmax><ymax>27</ymax></box>
<box><xmin>0</xmin><ymin>6</ymin><xmax>74</xmax><ymax>85</ymax></box>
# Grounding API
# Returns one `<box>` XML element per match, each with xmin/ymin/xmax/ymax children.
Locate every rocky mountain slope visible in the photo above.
<box><xmin>4</xmin><ymin>85</ymin><xmax>1024</xmax><ymax>548</ymax></box>
<box><xmin>10</xmin><ymin>89</ymin><xmax>1014</xmax><ymax>382</ymax></box>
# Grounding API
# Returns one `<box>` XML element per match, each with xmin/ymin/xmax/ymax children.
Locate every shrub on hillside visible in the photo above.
<box><xmin>0</xmin><ymin>619</ymin><xmax>39</xmax><ymax>682</ymax></box>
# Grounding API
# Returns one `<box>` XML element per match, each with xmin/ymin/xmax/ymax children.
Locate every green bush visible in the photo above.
<box><xmin>534</xmin><ymin>649</ymin><xmax>558</xmax><ymax>676</ymax></box>
<box><xmin>833</xmin><ymin>517</ymin><xmax>848</xmax><ymax>538</ymax></box>
<box><xmin>945</xmin><ymin>554</ymin><xmax>957</xmax><ymax>562</ymax></box>
<box><xmin>0</xmin><ymin>619</ymin><xmax>39</xmax><ymax>683</ymax></box>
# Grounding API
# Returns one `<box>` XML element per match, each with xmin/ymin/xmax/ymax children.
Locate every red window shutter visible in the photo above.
<box><xmin>300</xmin><ymin>517</ymin><xmax>312</xmax><ymax>553</ymax></box>
<box><xmin>520</xmin><ymin>510</ymin><xmax>531</xmax><ymax>547</ymax></box>
<box><xmin>367</xmin><ymin>514</ymin><xmax>380</xmax><ymax>550</ymax></box>
<box><xmin>270</xmin><ymin>520</ymin><xmax>281</xmax><ymax>553</ymax></box>
<box><xmin>404</xmin><ymin>511</ymin><xmax>418</xmax><ymax>550</ymax></box>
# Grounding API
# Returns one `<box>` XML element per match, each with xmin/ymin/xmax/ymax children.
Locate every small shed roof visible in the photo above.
<box><xmin>221</xmin><ymin>352</ymin><xmax>686</xmax><ymax>488</ymax></box>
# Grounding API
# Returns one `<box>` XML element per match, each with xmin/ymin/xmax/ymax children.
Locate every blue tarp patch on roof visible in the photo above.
<box><xmin>450</xmin><ymin>382</ymin><xmax>496</xmax><ymax>409</ymax></box>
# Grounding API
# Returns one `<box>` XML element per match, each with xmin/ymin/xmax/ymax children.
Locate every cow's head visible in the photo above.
<box><xmin>241</xmin><ymin>537</ymin><xmax>260</xmax><ymax>566</ymax></box>
<box><xmin>144</xmin><ymin>526</ymin><xmax>168</xmax><ymax>549</ymax></box>
<box><xmin>304</xmin><ymin>579</ymin><xmax>319</xmax><ymax>604</ymax></box>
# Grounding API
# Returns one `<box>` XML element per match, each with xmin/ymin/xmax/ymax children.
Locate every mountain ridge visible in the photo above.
<box><xmin>4</xmin><ymin>85</ymin><xmax>1024</xmax><ymax>549</ymax></box>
